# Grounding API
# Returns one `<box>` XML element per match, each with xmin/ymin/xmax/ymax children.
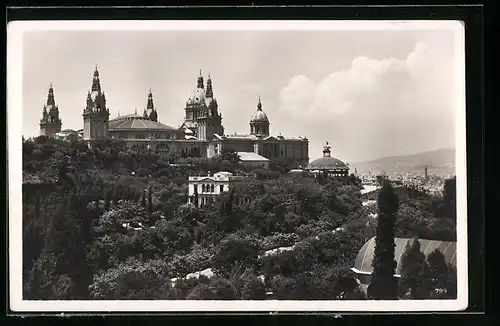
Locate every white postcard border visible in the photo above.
<box><xmin>8</xmin><ymin>20</ymin><xmax>468</xmax><ymax>312</ymax></box>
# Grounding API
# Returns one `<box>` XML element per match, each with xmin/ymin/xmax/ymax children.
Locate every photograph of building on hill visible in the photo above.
<box><xmin>38</xmin><ymin>67</ymin><xmax>309</xmax><ymax>169</ymax></box>
<box><xmin>10</xmin><ymin>19</ymin><xmax>468</xmax><ymax>313</ymax></box>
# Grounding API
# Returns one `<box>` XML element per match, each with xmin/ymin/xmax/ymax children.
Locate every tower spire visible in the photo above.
<box><xmin>147</xmin><ymin>90</ymin><xmax>154</xmax><ymax>106</ymax></box>
<box><xmin>197</xmin><ymin>69</ymin><xmax>204</xmax><ymax>89</ymax></box>
<box><xmin>46</xmin><ymin>83</ymin><xmax>56</xmax><ymax>106</ymax></box>
<box><xmin>83</xmin><ymin>66</ymin><xmax>109</xmax><ymax>140</ymax></box>
<box><xmin>206</xmin><ymin>72</ymin><xmax>213</xmax><ymax>98</ymax></box>
<box><xmin>145</xmin><ymin>88</ymin><xmax>158</xmax><ymax>122</ymax></box>
<box><xmin>91</xmin><ymin>65</ymin><xmax>101</xmax><ymax>92</ymax></box>
<box><xmin>40</xmin><ymin>83</ymin><xmax>61</xmax><ymax>137</ymax></box>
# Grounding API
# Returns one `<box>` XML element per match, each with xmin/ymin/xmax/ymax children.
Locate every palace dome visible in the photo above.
<box><xmin>251</xmin><ymin>110</ymin><xmax>269</xmax><ymax>122</ymax></box>
<box><xmin>187</xmin><ymin>87</ymin><xmax>206</xmax><ymax>105</ymax></box>
<box><xmin>250</xmin><ymin>97</ymin><xmax>269</xmax><ymax>122</ymax></box>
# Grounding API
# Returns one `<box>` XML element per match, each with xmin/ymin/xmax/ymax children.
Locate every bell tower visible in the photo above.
<box><xmin>39</xmin><ymin>83</ymin><xmax>62</xmax><ymax>137</ymax></box>
<box><xmin>197</xmin><ymin>73</ymin><xmax>224</xmax><ymax>141</ymax></box>
<box><xmin>83</xmin><ymin>65</ymin><xmax>110</xmax><ymax>140</ymax></box>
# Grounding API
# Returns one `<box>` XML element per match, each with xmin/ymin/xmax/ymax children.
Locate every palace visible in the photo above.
<box><xmin>39</xmin><ymin>66</ymin><xmax>309</xmax><ymax>169</ymax></box>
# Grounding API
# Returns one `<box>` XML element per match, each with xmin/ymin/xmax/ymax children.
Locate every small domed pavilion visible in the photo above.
<box><xmin>305</xmin><ymin>142</ymin><xmax>349</xmax><ymax>178</ymax></box>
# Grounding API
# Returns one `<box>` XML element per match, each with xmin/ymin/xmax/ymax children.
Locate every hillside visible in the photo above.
<box><xmin>351</xmin><ymin>148</ymin><xmax>455</xmax><ymax>174</ymax></box>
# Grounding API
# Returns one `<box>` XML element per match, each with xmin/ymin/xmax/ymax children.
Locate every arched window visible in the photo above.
<box><xmin>211</xmin><ymin>184</ymin><xmax>215</xmax><ymax>192</ymax></box>
<box><xmin>202</xmin><ymin>184</ymin><xmax>206</xmax><ymax>192</ymax></box>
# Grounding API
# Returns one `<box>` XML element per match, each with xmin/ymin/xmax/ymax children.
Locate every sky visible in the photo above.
<box><xmin>21</xmin><ymin>24</ymin><xmax>461</xmax><ymax>162</ymax></box>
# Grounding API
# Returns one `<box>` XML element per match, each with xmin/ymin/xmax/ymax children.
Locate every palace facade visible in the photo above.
<box><xmin>39</xmin><ymin>66</ymin><xmax>309</xmax><ymax>168</ymax></box>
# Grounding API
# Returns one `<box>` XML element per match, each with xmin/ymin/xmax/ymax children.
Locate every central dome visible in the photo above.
<box><xmin>251</xmin><ymin>110</ymin><xmax>269</xmax><ymax>122</ymax></box>
<box><xmin>250</xmin><ymin>97</ymin><xmax>269</xmax><ymax>122</ymax></box>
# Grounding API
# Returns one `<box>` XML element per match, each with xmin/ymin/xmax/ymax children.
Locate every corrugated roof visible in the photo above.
<box><xmin>237</xmin><ymin>151</ymin><xmax>269</xmax><ymax>162</ymax></box>
<box><xmin>352</xmin><ymin>237</ymin><xmax>456</xmax><ymax>276</ymax></box>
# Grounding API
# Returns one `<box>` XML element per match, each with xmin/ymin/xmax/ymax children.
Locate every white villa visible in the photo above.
<box><xmin>187</xmin><ymin>171</ymin><xmax>244</xmax><ymax>207</ymax></box>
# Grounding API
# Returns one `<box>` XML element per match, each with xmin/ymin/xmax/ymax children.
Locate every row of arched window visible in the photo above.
<box><xmin>201</xmin><ymin>184</ymin><xmax>214</xmax><ymax>193</ymax></box>
<box><xmin>199</xmin><ymin>184</ymin><xmax>225</xmax><ymax>193</ymax></box>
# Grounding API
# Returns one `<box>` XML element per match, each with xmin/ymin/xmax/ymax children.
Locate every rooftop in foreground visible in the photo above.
<box><xmin>352</xmin><ymin>236</ymin><xmax>457</xmax><ymax>277</ymax></box>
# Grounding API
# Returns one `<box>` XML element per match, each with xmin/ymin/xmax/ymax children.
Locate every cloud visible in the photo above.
<box><xmin>277</xmin><ymin>41</ymin><xmax>457</xmax><ymax>161</ymax></box>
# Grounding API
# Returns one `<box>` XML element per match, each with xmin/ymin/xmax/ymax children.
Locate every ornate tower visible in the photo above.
<box><xmin>143</xmin><ymin>89</ymin><xmax>158</xmax><ymax>122</ymax></box>
<box><xmin>82</xmin><ymin>65</ymin><xmax>110</xmax><ymax>140</ymax></box>
<box><xmin>183</xmin><ymin>70</ymin><xmax>205</xmax><ymax>130</ymax></box>
<box><xmin>39</xmin><ymin>83</ymin><xmax>62</xmax><ymax>137</ymax></box>
<box><xmin>249</xmin><ymin>96</ymin><xmax>270</xmax><ymax>137</ymax></box>
<box><xmin>197</xmin><ymin>73</ymin><xmax>224</xmax><ymax>141</ymax></box>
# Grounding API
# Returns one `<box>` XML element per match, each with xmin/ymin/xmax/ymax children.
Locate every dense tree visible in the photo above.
<box><xmin>22</xmin><ymin>137</ymin><xmax>456</xmax><ymax>300</ymax></box>
<box><xmin>169</xmin><ymin>246</ymin><xmax>212</xmax><ymax>278</ymax></box>
<box><xmin>141</xmin><ymin>189</ymin><xmax>146</xmax><ymax>208</ymax></box>
<box><xmin>230</xmin><ymin>268</ymin><xmax>267</xmax><ymax>300</ymax></box>
<box><xmin>148</xmin><ymin>185</ymin><xmax>153</xmax><ymax>214</ymax></box>
<box><xmin>426</xmin><ymin>249</ymin><xmax>450</xmax><ymax>298</ymax></box>
<box><xmin>95</xmin><ymin>201</ymin><xmax>149</xmax><ymax>234</ymax></box>
<box><xmin>398</xmin><ymin>239</ymin><xmax>432</xmax><ymax>299</ymax></box>
<box><xmin>219</xmin><ymin>148</ymin><xmax>240</xmax><ymax>164</ymax></box>
<box><xmin>89</xmin><ymin>258</ymin><xmax>172</xmax><ymax>300</ymax></box>
<box><xmin>25</xmin><ymin>197</ymin><xmax>94</xmax><ymax>299</ymax></box>
<box><xmin>445</xmin><ymin>264</ymin><xmax>457</xmax><ymax>299</ymax></box>
<box><xmin>212</xmin><ymin>234</ymin><xmax>261</xmax><ymax>277</ymax></box>
<box><xmin>186</xmin><ymin>283</ymin><xmax>218</xmax><ymax>300</ymax></box>
<box><xmin>369</xmin><ymin>181</ymin><xmax>399</xmax><ymax>300</ymax></box>
<box><xmin>154</xmin><ymin>218</ymin><xmax>195</xmax><ymax>256</ymax></box>
<box><xmin>25</xmin><ymin>249</ymin><xmax>78</xmax><ymax>300</ymax></box>
<box><xmin>442</xmin><ymin>177</ymin><xmax>457</xmax><ymax>220</ymax></box>
<box><xmin>209</xmin><ymin>277</ymin><xmax>237</xmax><ymax>300</ymax></box>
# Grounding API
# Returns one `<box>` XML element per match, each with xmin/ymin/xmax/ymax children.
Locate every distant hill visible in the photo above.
<box><xmin>351</xmin><ymin>148</ymin><xmax>455</xmax><ymax>175</ymax></box>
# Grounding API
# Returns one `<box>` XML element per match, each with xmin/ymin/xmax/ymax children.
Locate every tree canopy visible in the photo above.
<box><xmin>22</xmin><ymin>137</ymin><xmax>457</xmax><ymax>300</ymax></box>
